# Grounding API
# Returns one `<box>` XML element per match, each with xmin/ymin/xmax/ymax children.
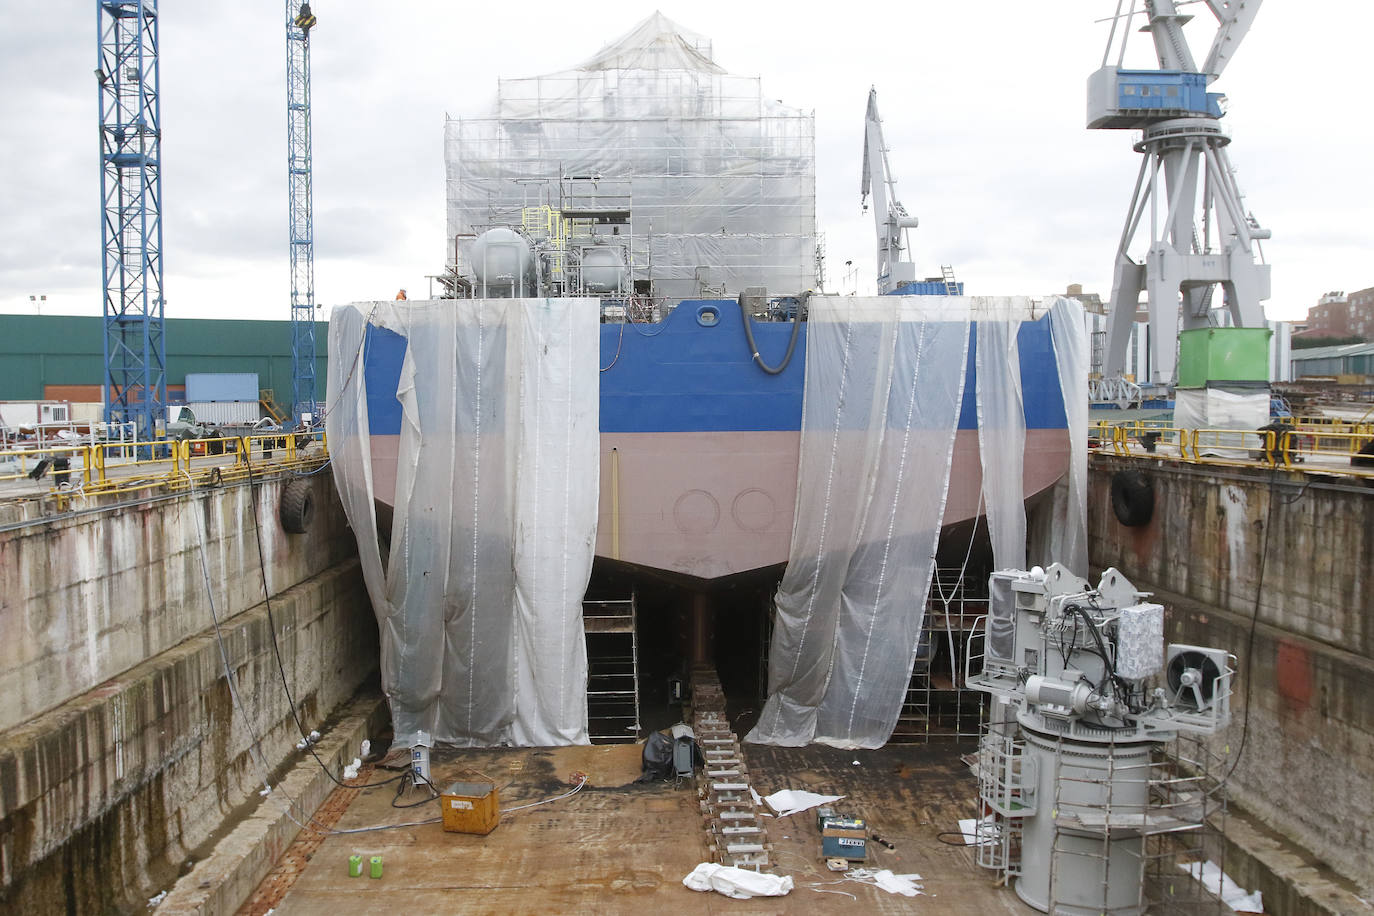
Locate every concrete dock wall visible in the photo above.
<box><xmin>0</xmin><ymin>474</ymin><xmax>358</xmax><ymax>734</ymax></box>
<box><xmin>1088</xmin><ymin>456</ymin><xmax>1374</xmax><ymax>893</ymax></box>
<box><xmin>0</xmin><ymin>476</ymin><xmax>379</xmax><ymax>915</ymax></box>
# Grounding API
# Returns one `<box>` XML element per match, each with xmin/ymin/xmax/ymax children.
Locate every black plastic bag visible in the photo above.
<box><xmin>637</xmin><ymin>730</ymin><xmax>676</xmax><ymax>781</ymax></box>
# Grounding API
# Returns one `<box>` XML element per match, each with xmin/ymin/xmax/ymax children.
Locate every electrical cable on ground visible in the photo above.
<box><xmin>502</xmin><ymin>774</ymin><xmax>589</xmax><ymax>813</ymax></box>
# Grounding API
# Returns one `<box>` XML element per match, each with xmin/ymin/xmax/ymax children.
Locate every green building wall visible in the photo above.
<box><xmin>0</xmin><ymin>315</ymin><xmax>330</xmax><ymax>403</ymax></box>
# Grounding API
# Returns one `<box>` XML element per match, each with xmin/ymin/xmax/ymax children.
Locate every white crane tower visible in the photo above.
<box><xmin>1091</xmin><ymin>0</ymin><xmax>1270</xmax><ymax>386</ymax></box>
<box><xmin>861</xmin><ymin>89</ymin><xmax>922</xmax><ymax>295</ymax></box>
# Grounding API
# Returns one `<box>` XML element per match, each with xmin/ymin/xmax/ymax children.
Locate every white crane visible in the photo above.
<box><xmin>1090</xmin><ymin>0</ymin><xmax>1270</xmax><ymax>386</ymax></box>
<box><xmin>861</xmin><ymin>89</ymin><xmax>922</xmax><ymax>295</ymax></box>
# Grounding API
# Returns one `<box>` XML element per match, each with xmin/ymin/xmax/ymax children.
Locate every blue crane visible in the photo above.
<box><xmin>287</xmin><ymin>3</ymin><xmax>318</xmax><ymax>423</ymax></box>
<box><xmin>97</xmin><ymin>0</ymin><xmax>166</xmax><ymax>440</ymax></box>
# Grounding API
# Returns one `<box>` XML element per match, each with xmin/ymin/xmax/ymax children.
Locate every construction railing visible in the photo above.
<box><xmin>1095</xmin><ymin>420</ymin><xmax>1374</xmax><ymax>478</ymax></box>
<box><xmin>0</xmin><ymin>430</ymin><xmax>328</xmax><ymax>498</ymax></box>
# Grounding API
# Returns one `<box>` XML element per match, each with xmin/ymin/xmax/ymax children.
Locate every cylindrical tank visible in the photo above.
<box><xmin>470</xmin><ymin>228</ymin><xmax>532</xmax><ymax>293</ymax></box>
<box><xmin>1015</xmin><ymin>725</ymin><xmax>1154</xmax><ymax>916</ymax></box>
<box><xmin>580</xmin><ymin>246</ymin><xmax>627</xmax><ymax>293</ymax></box>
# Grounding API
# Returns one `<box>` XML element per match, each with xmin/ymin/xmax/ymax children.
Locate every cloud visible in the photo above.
<box><xmin>1</xmin><ymin>1</ymin><xmax>1370</xmax><ymax>327</ymax></box>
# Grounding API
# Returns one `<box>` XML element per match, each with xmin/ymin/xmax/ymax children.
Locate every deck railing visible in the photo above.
<box><xmin>0</xmin><ymin>430</ymin><xmax>328</xmax><ymax>498</ymax></box>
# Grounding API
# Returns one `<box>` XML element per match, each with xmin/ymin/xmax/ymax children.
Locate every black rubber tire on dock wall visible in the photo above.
<box><xmin>280</xmin><ymin>479</ymin><xmax>315</xmax><ymax>534</ymax></box>
<box><xmin>1110</xmin><ymin>469</ymin><xmax>1154</xmax><ymax>527</ymax></box>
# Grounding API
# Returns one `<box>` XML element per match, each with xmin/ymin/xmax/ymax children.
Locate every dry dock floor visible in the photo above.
<box><xmin>248</xmin><ymin>742</ymin><xmax>1027</xmax><ymax>915</ymax></box>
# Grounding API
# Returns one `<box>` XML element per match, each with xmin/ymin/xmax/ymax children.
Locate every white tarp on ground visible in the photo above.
<box><xmin>326</xmin><ymin>299</ymin><xmax>600</xmax><ymax>748</ymax></box>
<box><xmin>748</xmin><ymin>296</ymin><xmax>1088</xmax><ymax>748</ymax></box>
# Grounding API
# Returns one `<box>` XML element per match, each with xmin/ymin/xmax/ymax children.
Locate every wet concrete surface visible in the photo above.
<box><xmin>258</xmin><ymin>741</ymin><xmax>1028</xmax><ymax>914</ymax></box>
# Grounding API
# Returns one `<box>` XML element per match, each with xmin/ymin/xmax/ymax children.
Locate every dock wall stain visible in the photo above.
<box><xmin>0</xmin><ymin>477</ymin><xmax>377</xmax><ymax>915</ymax></box>
<box><xmin>0</xmin><ymin>475</ymin><xmax>358</xmax><ymax>735</ymax></box>
<box><xmin>1089</xmin><ymin>456</ymin><xmax>1374</xmax><ymax>894</ymax></box>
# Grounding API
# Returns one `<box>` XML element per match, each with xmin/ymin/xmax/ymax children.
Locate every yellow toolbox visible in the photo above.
<box><xmin>440</xmin><ymin>780</ymin><xmax>500</xmax><ymax>835</ymax></box>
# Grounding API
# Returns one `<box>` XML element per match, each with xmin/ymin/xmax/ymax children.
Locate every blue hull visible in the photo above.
<box><xmin>361</xmin><ymin>299</ymin><xmax>1068</xmax><ymax>437</ymax></box>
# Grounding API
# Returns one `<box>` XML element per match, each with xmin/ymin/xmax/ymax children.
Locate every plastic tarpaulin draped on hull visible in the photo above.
<box><xmin>748</xmin><ymin>296</ymin><xmax>1087</xmax><ymax>748</ymax></box>
<box><xmin>326</xmin><ymin>299</ymin><xmax>600</xmax><ymax>747</ymax></box>
<box><xmin>747</xmin><ymin>295</ymin><xmax>971</xmax><ymax>749</ymax></box>
<box><xmin>976</xmin><ymin>305</ymin><xmax>1028</xmax><ymax>571</ymax></box>
<box><xmin>1048</xmin><ymin>297</ymin><xmax>1089</xmax><ymax>576</ymax></box>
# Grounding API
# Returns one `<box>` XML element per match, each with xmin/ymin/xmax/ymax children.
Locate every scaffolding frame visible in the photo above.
<box><xmin>584</xmin><ymin>594</ymin><xmax>641</xmax><ymax>743</ymax></box>
<box><xmin>893</xmin><ymin>567</ymin><xmax>990</xmax><ymax>743</ymax></box>
<box><xmin>443</xmin><ymin>23</ymin><xmax>816</xmax><ymax>306</ymax></box>
<box><xmin>1045</xmin><ymin>734</ymin><xmax>1231</xmax><ymax>915</ymax></box>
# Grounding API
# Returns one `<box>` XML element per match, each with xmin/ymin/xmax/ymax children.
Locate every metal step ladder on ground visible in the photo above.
<box><xmin>692</xmin><ymin>665</ymin><xmax>772</xmax><ymax>870</ymax></box>
<box><xmin>584</xmin><ymin>594</ymin><xmax>641</xmax><ymax>743</ymax></box>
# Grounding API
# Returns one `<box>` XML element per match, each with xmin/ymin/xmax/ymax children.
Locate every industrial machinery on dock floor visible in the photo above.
<box><xmin>967</xmin><ymin>564</ymin><xmax>1234</xmax><ymax>914</ymax></box>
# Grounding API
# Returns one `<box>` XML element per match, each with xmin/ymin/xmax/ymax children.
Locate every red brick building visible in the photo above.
<box><xmin>1300</xmin><ymin>288</ymin><xmax>1374</xmax><ymax>339</ymax></box>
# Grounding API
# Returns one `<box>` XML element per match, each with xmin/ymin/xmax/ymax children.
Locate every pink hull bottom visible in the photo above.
<box><xmin>366</xmin><ymin>428</ymin><xmax>1071</xmax><ymax>585</ymax></box>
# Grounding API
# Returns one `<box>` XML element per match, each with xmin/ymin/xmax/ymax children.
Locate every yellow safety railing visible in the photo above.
<box><xmin>1097</xmin><ymin>422</ymin><xmax>1374</xmax><ymax>478</ymax></box>
<box><xmin>0</xmin><ymin>443</ymin><xmax>92</xmax><ymax>486</ymax></box>
<box><xmin>0</xmin><ymin>430</ymin><xmax>328</xmax><ymax>498</ymax></box>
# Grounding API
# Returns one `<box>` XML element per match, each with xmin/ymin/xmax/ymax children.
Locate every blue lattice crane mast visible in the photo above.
<box><xmin>97</xmin><ymin>0</ymin><xmax>166</xmax><ymax>439</ymax></box>
<box><xmin>287</xmin><ymin>3</ymin><xmax>318</xmax><ymax>423</ymax></box>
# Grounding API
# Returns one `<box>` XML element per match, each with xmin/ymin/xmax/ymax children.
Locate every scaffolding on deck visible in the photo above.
<box><xmin>444</xmin><ymin>12</ymin><xmax>817</xmax><ymax>306</ymax></box>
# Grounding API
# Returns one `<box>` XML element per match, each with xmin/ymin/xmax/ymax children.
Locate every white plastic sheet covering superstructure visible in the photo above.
<box><xmin>748</xmin><ymin>296</ymin><xmax>1088</xmax><ymax>748</ymax></box>
<box><xmin>326</xmin><ymin>299</ymin><xmax>600</xmax><ymax>747</ymax></box>
<box><xmin>445</xmin><ymin>12</ymin><xmax>816</xmax><ymax>303</ymax></box>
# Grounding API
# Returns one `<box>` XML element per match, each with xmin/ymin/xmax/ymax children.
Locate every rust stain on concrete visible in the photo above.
<box><xmin>1275</xmin><ymin>639</ymin><xmax>1313</xmax><ymax>712</ymax></box>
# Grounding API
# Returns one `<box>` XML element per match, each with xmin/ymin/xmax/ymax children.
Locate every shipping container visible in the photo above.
<box><xmin>186</xmin><ymin>401</ymin><xmax>262</xmax><ymax>425</ymax></box>
<box><xmin>1177</xmin><ymin>327</ymin><xmax>1272</xmax><ymax>388</ymax></box>
<box><xmin>185</xmin><ymin>373</ymin><xmax>259</xmax><ymax>402</ymax></box>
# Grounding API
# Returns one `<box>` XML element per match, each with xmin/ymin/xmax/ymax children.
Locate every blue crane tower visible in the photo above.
<box><xmin>287</xmin><ymin>3</ymin><xmax>318</xmax><ymax>423</ymax></box>
<box><xmin>97</xmin><ymin>0</ymin><xmax>166</xmax><ymax>439</ymax></box>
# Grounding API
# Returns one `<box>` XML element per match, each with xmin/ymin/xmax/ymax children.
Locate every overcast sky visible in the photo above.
<box><xmin>1</xmin><ymin>2</ymin><xmax>1369</xmax><ymax>323</ymax></box>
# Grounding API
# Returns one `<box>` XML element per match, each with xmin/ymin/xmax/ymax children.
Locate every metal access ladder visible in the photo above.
<box><xmin>583</xmin><ymin>595</ymin><xmax>641</xmax><ymax>743</ymax></box>
<box><xmin>942</xmin><ymin>264</ymin><xmax>961</xmax><ymax>295</ymax></box>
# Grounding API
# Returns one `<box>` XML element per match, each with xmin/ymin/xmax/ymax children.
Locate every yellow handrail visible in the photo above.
<box><xmin>0</xmin><ymin>430</ymin><xmax>329</xmax><ymax>498</ymax></box>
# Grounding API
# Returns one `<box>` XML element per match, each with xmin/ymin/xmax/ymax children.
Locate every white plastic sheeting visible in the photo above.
<box><xmin>747</xmin><ymin>296</ymin><xmax>971</xmax><ymax>749</ymax></box>
<box><xmin>1173</xmin><ymin>387</ymin><xmax>1269</xmax><ymax>432</ymax></box>
<box><xmin>683</xmin><ymin>863</ymin><xmax>794</xmax><ymax>899</ymax></box>
<box><xmin>326</xmin><ymin>299</ymin><xmax>600</xmax><ymax>748</ymax></box>
<box><xmin>976</xmin><ymin>304</ymin><xmax>1028</xmax><ymax>571</ymax></box>
<box><xmin>1048</xmin><ymin>296</ymin><xmax>1090</xmax><ymax>576</ymax></box>
<box><xmin>445</xmin><ymin>12</ymin><xmax>815</xmax><ymax>303</ymax></box>
<box><xmin>749</xmin><ymin>296</ymin><xmax>1089</xmax><ymax>748</ymax></box>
